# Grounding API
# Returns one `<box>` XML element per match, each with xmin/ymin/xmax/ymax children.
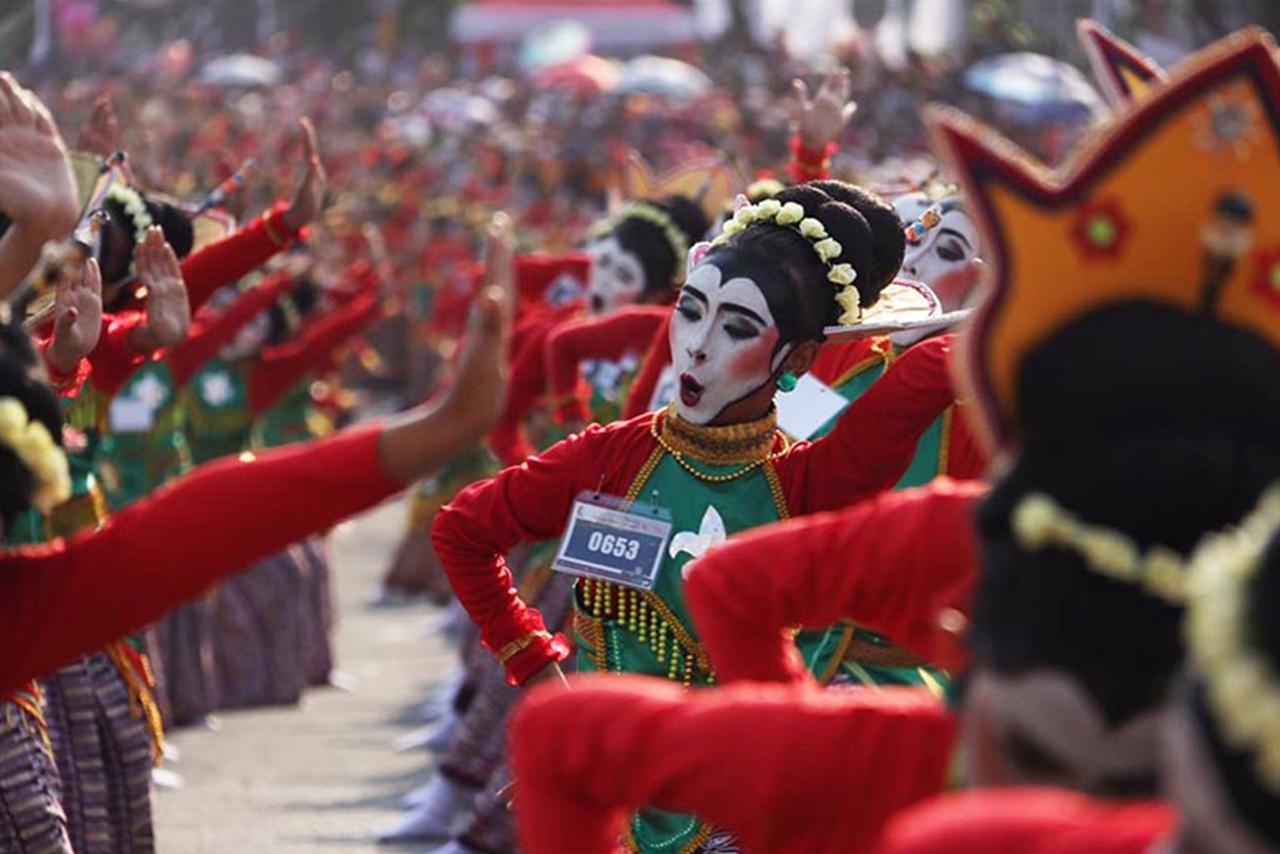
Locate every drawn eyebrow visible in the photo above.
<box><xmin>938</xmin><ymin>228</ymin><xmax>973</xmax><ymax>250</ymax></box>
<box><xmin>721</xmin><ymin>303</ymin><xmax>766</xmax><ymax>325</ymax></box>
<box><xmin>682</xmin><ymin>285</ymin><xmax>709</xmax><ymax>305</ymax></box>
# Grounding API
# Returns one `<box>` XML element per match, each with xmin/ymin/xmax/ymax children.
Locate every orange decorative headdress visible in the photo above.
<box><xmin>928</xmin><ymin>28</ymin><xmax>1280</xmax><ymax>450</ymax></box>
<box><xmin>1077</xmin><ymin>20</ymin><xmax>1165</xmax><ymax>108</ymax></box>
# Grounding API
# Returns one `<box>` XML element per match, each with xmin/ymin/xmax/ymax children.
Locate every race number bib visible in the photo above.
<box><xmin>553</xmin><ymin>492</ymin><xmax>673</xmax><ymax>591</ymax></box>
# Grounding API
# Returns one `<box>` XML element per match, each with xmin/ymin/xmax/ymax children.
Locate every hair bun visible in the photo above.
<box><xmin>773</xmin><ymin>184</ymin><xmax>883</xmax><ymax>303</ymax></box>
<box><xmin>651</xmin><ymin>195</ymin><xmax>712</xmax><ymax>249</ymax></box>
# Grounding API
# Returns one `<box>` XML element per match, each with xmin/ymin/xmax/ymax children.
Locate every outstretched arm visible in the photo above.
<box><xmin>685</xmin><ymin>479</ymin><xmax>985</xmax><ymax>686</ymax></box>
<box><xmin>168</xmin><ymin>271</ymin><xmax>295</xmax><ymax>386</ymax></box>
<box><xmin>0</xmin><ymin>215</ymin><xmax>516</xmax><ymax>696</ymax></box>
<box><xmin>248</xmin><ymin>286</ymin><xmax>380</xmax><ymax>414</ymax></box>
<box><xmin>545</xmin><ymin>305</ymin><xmax>670</xmax><ymax>423</ymax></box>
<box><xmin>179</xmin><ymin>119</ymin><xmax>325</xmax><ymax>311</ymax></box>
<box><xmin>784</xmin><ymin>335</ymin><xmax>962</xmax><ymax>514</ymax></box>
<box><xmin>512</xmin><ymin>676</ymin><xmax>957</xmax><ymax>854</ymax></box>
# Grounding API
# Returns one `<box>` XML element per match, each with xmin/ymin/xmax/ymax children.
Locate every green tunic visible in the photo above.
<box><xmin>251</xmin><ymin>380</ymin><xmax>324</xmax><ymax>450</ymax></box>
<box><xmin>98</xmin><ymin>360</ymin><xmax>192</xmax><ymax>510</ymax></box>
<box><xmin>812</xmin><ymin>346</ymin><xmax>950</xmax><ymax>691</ymax></box>
<box><xmin>569</xmin><ymin>417</ymin><xmax>844</xmax><ymax>854</ymax></box>
<box><xmin>183</xmin><ymin>358</ymin><xmax>254</xmax><ymax>465</ymax></box>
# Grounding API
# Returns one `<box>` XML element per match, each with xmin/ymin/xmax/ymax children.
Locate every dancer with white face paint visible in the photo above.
<box><xmin>585</xmin><ymin>235</ymin><xmax>647</xmax><ymax>316</ymax></box>
<box><xmin>434</xmin><ymin>179</ymin><xmax>970</xmax><ymax>854</ymax></box>
<box><xmin>893</xmin><ymin>191</ymin><xmax>983</xmax><ymax>312</ymax></box>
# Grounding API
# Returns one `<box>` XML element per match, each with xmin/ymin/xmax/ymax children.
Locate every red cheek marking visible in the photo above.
<box><xmin>727</xmin><ymin>333</ymin><xmax>779</xmax><ymax>378</ymax></box>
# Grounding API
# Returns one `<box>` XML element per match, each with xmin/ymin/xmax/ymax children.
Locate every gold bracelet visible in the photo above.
<box><xmin>496</xmin><ymin>630</ymin><xmax>552</xmax><ymax>664</ymax></box>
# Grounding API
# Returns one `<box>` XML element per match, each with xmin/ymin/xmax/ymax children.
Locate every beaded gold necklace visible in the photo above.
<box><xmin>649</xmin><ymin>405</ymin><xmax>786</xmax><ymax>483</ymax></box>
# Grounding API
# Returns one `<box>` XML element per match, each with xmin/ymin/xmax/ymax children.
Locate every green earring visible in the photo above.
<box><xmin>775</xmin><ymin>371</ymin><xmax>798</xmax><ymax>393</ymax></box>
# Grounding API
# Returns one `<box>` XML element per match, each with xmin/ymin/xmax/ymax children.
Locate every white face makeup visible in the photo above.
<box><xmin>669</xmin><ymin>262</ymin><xmax>783</xmax><ymax>425</ymax></box>
<box><xmin>586</xmin><ymin>235</ymin><xmax>646</xmax><ymax>316</ymax></box>
<box><xmin>893</xmin><ymin>192</ymin><xmax>982</xmax><ymax>311</ymax></box>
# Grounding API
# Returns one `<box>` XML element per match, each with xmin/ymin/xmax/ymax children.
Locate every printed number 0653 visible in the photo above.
<box><xmin>587</xmin><ymin>531</ymin><xmax>640</xmax><ymax>560</ymax></box>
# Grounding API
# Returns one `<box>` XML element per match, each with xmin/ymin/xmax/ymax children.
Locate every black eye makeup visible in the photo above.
<box><xmin>724</xmin><ymin>321</ymin><xmax>760</xmax><ymax>341</ymax></box>
<box><xmin>676</xmin><ymin>294</ymin><xmax>703</xmax><ymax>321</ymax></box>
<box><xmin>937</xmin><ymin>241</ymin><xmax>965</xmax><ymax>262</ymax></box>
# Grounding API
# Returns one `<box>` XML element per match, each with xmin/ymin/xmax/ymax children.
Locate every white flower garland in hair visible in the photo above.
<box><xmin>0</xmin><ymin>397</ymin><xmax>71</xmax><ymax>512</ymax></box>
<box><xmin>1185</xmin><ymin>483</ymin><xmax>1280</xmax><ymax>795</ymax></box>
<box><xmin>105</xmin><ymin>184</ymin><xmax>154</xmax><ymax>258</ymax></box>
<box><xmin>713</xmin><ymin>199</ymin><xmax>861</xmax><ymax>325</ymax></box>
<box><xmin>589</xmin><ymin>202</ymin><xmax>690</xmax><ymax>285</ymax></box>
<box><xmin>1011</xmin><ymin>492</ymin><xmax>1187</xmax><ymax>603</ymax></box>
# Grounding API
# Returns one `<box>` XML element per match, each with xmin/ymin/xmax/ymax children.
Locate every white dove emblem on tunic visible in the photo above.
<box><xmin>670</xmin><ymin>505</ymin><xmax>727</xmax><ymax>576</ymax></box>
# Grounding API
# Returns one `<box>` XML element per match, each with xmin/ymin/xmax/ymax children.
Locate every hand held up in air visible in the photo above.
<box><xmin>377</xmin><ymin>213</ymin><xmax>515</xmax><ymax>484</ymax></box>
<box><xmin>47</xmin><ymin>258</ymin><xmax>105</xmax><ymax>375</ymax></box>
<box><xmin>787</xmin><ymin>69</ymin><xmax>857</xmax><ymax>151</ymax></box>
<box><xmin>0</xmin><ymin>72</ymin><xmax>81</xmax><ymax>296</ymax></box>
<box><xmin>131</xmin><ymin>226</ymin><xmax>191</xmax><ymax>352</ymax></box>
<box><xmin>281</xmin><ymin>118</ymin><xmax>327</xmax><ymax>232</ymax></box>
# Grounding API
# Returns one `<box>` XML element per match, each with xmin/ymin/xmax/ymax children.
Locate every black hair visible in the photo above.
<box><xmin>266</xmin><ymin>278</ymin><xmax>320</xmax><ymax>346</ymax></box>
<box><xmin>705</xmin><ymin>180</ymin><xmax>904</xmax><ymax>345</ymax></box>
<box><xmin>0</xmin><ymin>318</ymin><xmax>65</xmax><ymax>532</ymax></box>
<box><xmin>98</xmin><ymin>194</ymin><xmax>195</xmax><ymax>288</ymax></box>
<box><xmin>1188</xmin><ymin>528</ymin><xmax>1280</xmax><ymax>848</ymax></box>
<box><xmin>808</xmin><ymin>180</ymin><xmax>907</xmax><ymax>296</ymax></box>
<box><xmin>973</xmin><ymin>304</ymin><xmax>1280</xmax><ymax>736</ymax></box>
<box><xmin>611</xmin><ymin>195</ymin><xmax>710</xmax><ymax>296</ymax></box>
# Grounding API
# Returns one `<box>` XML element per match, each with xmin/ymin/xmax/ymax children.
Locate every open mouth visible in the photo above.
<box><xmin>679</xmin><ymin>373</ymin><xmax>704</xmax><ymax>407</ymax></box>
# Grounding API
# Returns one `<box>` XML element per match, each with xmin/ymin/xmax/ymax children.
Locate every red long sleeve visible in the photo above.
<box><xmin>545</xmin><ymin>305</ymin><xmax>671</xmax><ymax>423</ymax></box>
<box><xmin>248</xmin><ymin>290</ymin><xmax>379</xmax><ymax>414</ymax></box>
<box><xmin>488</xmin><ymin>305</ymin><xmax>582</xmax><ymax>465</ymax></box>
<box><xmin>777</xmin><ymin>335</ymin><xmax>962</xmax><ymax>515</ymax></box>
<box><xmin>871</xmin><ymin>789</ymin><xmax>1174</xmax><ymax>854</ymax></box>
<box><xmin>0</xmin><ymin>424</ymin><xmax>399</xmax><ymax>696</ymax></box>
<box><xmin>623</xmin><ymin>312</ymin><xmax>672</xmax><ymax>419</ymax></box>
<box><xmin>35</xmin><ymin>336</ymin><xmax>92</xmax><ymax>398</ymax></box>
<box><xmin>180</xmin><ymin>200</ymin><xmax>303</xmax><ymax>313</ymax></box>
<box><xmin>513</xmin><ymin>676</ymin><xmax>957</xmax><ymax>854</ymax></box>
<box><xmin>433</xmin><ymin>416</ymin><xmax>658</xmax><ymax>684</ymax></box>
<box><xmin>685</xmin><ymin>479</ymin><xmax>985</xmax><ymax>686</ymax></box>
<box><xmin>512</xmin><ymin>252</ymin><xmax>591</xmax><ymax>313</ymax></box>
<box><xmin>788</xmin><ymin>133</ymin><xmax>836</xmax><ymax>184</ymax></box>
<box><xmin>90</xmin><ymin>310</ymin><xmax>151</xmax><ymax>396</ymax></box>
<box><xmin>168</xmin><ymin>272</ymin><xmax>294</xmax><ymax>386</ymax></box>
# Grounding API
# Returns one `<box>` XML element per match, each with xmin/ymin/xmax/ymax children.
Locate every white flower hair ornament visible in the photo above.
<box><xmin>0</xmin><ymin>397</ymin><xmax>72</xmax><ymax>512</ymax></box>
<box><xmin>712</xmin><ymin>200</ymin><xmax>862</xmax><ymax>325</ymax></box>
<box><xmin>590</xmin><ymin>202</ymin><xmax>691</xmax><ymax>286</ymax></box>
<box><xmin>1184</xmin><ymin>483</ymin><xmax>1280</xmax><ymax>795</ymax></box>
<box><xmin>104</xmin><ymin>184</ymin><xmax>154</xmax><ymax>249</ymax></box>
<box><xmin>1011</xmin><ymin>492</ymin><xmax>1187</xmax><ymax>604</ymax></box>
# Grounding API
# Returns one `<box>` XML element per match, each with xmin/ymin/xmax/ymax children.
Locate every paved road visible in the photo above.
<box><xmin>153</xmin><ymin>499</ymin><xmax>454</xmax><ymax>853</ymax></box>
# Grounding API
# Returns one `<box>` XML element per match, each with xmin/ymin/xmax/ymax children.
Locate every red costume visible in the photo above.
<box><xmin>512</xmin><ymin>677</ymin><xmax>957</xmax><ymax>854</ymax></box>
<box><xmin>0</xmin><ymin>424</ymin><xmax>399</xmax><ymax>698</ymax></box>
<box><xmin>871</xmin><ymin>788</ymin><xmax>1174</xmax><ymax>854</ymax></box>
<box><xmin>166</xmin><ymin>270</ymin><xmax>298</xmax><ymax>386</ymax></box>
<box><xmin>685</xmin><ymin>478</ymin><xmax>986</xmax><ymax>683</ymax></box>
<box><xmin>544</xmin><ymin>304</ymin><xmax>672</xmax><ymax>424</ymax></box>
<box><xmin>433</xmin><ymin>334</ymin><xmax>962</xmax><ymax>686</ymax></box>
<box><xmin>179</xmin><ymin>200</ymin><xmax>307</xmax><ymax>313</ymax></box>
